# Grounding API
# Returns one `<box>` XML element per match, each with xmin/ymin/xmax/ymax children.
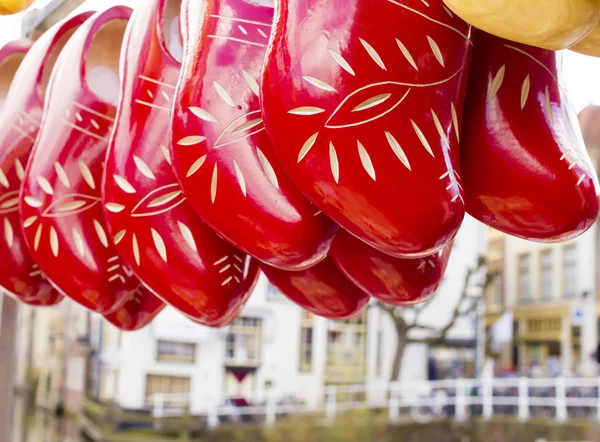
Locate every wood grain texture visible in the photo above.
<box><xmin>443</xmin><ymin>0</ymin><xmax>600</xmax><ymax>50</ymax></box>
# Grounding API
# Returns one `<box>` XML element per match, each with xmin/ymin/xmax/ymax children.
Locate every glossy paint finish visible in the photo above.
<box><xmin>461</xmin><ymin>31</ymin><xmax>600</xmax><ymax>242</ymax></box>
<box><xmin>331</xmin><ymin>230</ymin><xmax>451</xmax><ymax>306</ymax></box>
<box><xmin>442</xmin><ymin>0</ymin><xmax>600</xmax><ymax>50</ymax></box>
<box><xmin>261</xmin><ymin>257</ymin><xmax>370</xmax><ymax>320</ymax></box>
<box><xmin>0</xmin><ymin>16</ymin><xmax>95</xmax><ymax>307</ymax></box>
<box><xmin>261</xmin><ymin>0</ymin><xmax>472</xmax><ymax>258</ymax></box>
<box><xmin>20</xmin><ymin>7</ymin><xmax>158</xmax><ymax>315</ymax></box>
<box><xmin>104</xmin><ymin>287</ymin><xmax>166</xmax><ymax>331</ymax></box>
<box><xmin>171</xmin><ymin>0</ymin><xmax>337</xmax><ymax>271</ymax></box>
<box><xmin>103</xmin><ymin>0</ymin><xmax>259</xmax><ymax>327</ymax></box>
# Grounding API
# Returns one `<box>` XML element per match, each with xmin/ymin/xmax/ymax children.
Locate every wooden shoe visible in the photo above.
<box><xmin>20</xmin><ymin>7</ymin><xmax>162</xmax><ymax>315</ymax></box>
<box><xmin>331</xmin><ymin>229</ymin><xmax>451</xmax><ymax>306</ymax></box>
<box><xmin>461</xmin><ymin>31</ymin><xmax>599</xmax><ymax>241</ymax></box>
<box><xmin>261</xmin><ymin>257</ymin><xmax>370</xmax><ymax>320</ymax></box>
<box><xmin>442</xmin><ymin>0</ymin><xmax>600</xmax><ymax>50</ymax></box>
<box><xmin>170</xmin><ymin>0</ymin><xmax>337</xmax><ymax>271</ymax></box>
<box><xmin>261</xmin><ymin>0</ymin><xmax>472</xmax><ymax>258</ymax></box>
<box><xmin>0</xmin><ymin>15</ymin><xmax>94</xmax><ymax>306</ymax></box>
<box><xmin>104</xmin><ymin>287</ymin><xmax>165</xmax><ymax>331</ymax></box>
<box><xmin>103</xmin><ymin>0</ymin><xmax>259</xmax><ymax>327</ymax></box>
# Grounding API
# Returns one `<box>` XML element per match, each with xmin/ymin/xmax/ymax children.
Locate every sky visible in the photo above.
<box><xmin>2</xmin><ymin>0</ymin><xmax>600</xmax><ymax>113</ymax></box>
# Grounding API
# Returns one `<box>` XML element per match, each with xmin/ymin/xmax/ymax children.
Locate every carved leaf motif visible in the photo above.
<box><xmin>214</xmin><ymin>111</ymin><xmax>265</xmax><ymax>149</ymax></box>
<box><xmin>42</xmin><ymin>194</ymin><xmax>101</xmax><ymax>218</ymax></box>
<box><xmin>0</xmin><ymin>191</ymin><xmax>20</xmax><ymax>214</ymax></box>
<box><xmin>325</xmin><ymin>83</ymin><xmax>411</xmax><ymax>129</ymax></box>
<box><xmin>131</xmin><ymin>184</ymin><xmax>185</xmax><ymax>217</ymax></box>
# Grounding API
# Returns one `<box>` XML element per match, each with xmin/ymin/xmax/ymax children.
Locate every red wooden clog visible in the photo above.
<box><xmin>261</xmin><ymin>0</ymin><xmax>472</xmax><ymax>258</ymax></box>
<box><xmin>103</xmin><ymin>0</ymin><xmax>259</xmax><ymax>327</ymax></box>
<box><xmin>104</xmin><ymin>286</ymin><xmax>166</xmax><ymax>331</ymax></box>
<box><xmin>261</xmin><ymin>257</ymin><xmax>370</xmax><ymax>320</ymax></box>
<box><xmin>0</xmin><ymin>15</ymin><xmax>95</xmax><ymax>307</ymax></box>
<box><xmin>170</xmin><ymin>0</ymin><xmax>337</xmax><ymax>271</ymax></box>
<box><xmin>461</xmin><ymin>31</ymin><xmax>600</xmax><ymax>242</ymax></box>
<box><xmin>331</xmin><ymin>229</ymin><xmax>451</xmax><ymax>306</ymax></box>
<box><xmin>20</xmin><ymin>6</ymin><xmax>163</xmax><ymax>316</ymax></box>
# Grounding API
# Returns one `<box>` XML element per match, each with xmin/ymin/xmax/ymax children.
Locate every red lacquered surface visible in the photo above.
<box><xmin>261</xmin><ymin>0</ymin><xmax>472</xmax><ymax>258</ymax></box>
<box><xmin>20</xmin><ymin>7</ymin><xmax>153</xmax><ymax>315</ymax></box>
<box><xmin>261</xmin><ymin>257</ymin><xmax>370</xmax><ymax>320</ymax></box>
<box><xmin>103</xmin><ymin>0</ymin><xmax>259</xmax><ymax>327</ymax></box>
<box><xmin>104</xmin><ymin>287</ymin><xmax>166</xmax><ymax>331</ymax></box>
<box><xmin>170</xmin><ymin>0</ymin><xmax>337</xmax><ymax>271</ymax></box>
<box><xmin>331</xmin><ymin>229</ymin><xmax>451</xmax><ymax>306</ymax></box>
<box><xmin>461</xmin><ymin>31</ymin><xmax>600</xmax><ymax>242</ymax></box>
<box><xmin>0</xmin><ymin>17</ymin><xmax>94</xmax><ymax>306</ymax></box>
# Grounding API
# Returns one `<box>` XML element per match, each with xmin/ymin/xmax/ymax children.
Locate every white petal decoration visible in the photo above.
<box><xmin>24</xmin><ymin>196</ymin><xmax>43</xmax><ymax>208</ymax></box>
<box><xmin>93</xmin><ymin>219</ymin><xmax>109</xmax><ymax>248</ymax></box>
<box><xmin>54</xmin><ymin>162</ymin><xmax>70</xmax><ymax>188</ymax></box>
<box><xmin>360</xmin><ymin>38</ymin><xmax>386</xmax><ymax>70</ymax></box>
<box><xmin>328</xmin><ymin>48</ymin><xmax>356</xmax><ymax>76</ymax></box>
<box><xmin>4</xmin><ymin>218</ymin><xmax>13</xmax><ymax>247</ymax></box>
<box><xmin>177</xmin><ymin>135</ymin><xmax>207</xmax><ymax>146</ymax></box>
<box><xmin>50</xmin><ymin>226</ymin><xmax>59</xmax><ymax>257</ymax></box>
<box><xmin>256</xmin><ymin>148</ymin><xmax>279</xmax><ymax>190</ymax></box>
<box><xmin>114</xmin><ymin>230</ymin><xmax>126</xmax><ymax>245</ymax></box>
<box><xmin>288</xmin><ymin>107</ymin><xmax>326</xmax><ymax>116</ymax></box>
<box><xmin>37</xmin><ymin>177</ymin><xmax>54</xmax><ymax>195</ymax></box>
<box><xmin>396</xmin><ymin>39</ymin><xmax>418</xmax><ymax>71</ymax></box>
<box><xmin>23</xmin><ymin>216</ymin><xmax>37</xmax><ymax>228</ymax></box>
<box><xmin>298</xmin><ymin>132</ymin><xmax>319</xmax><ymax>162</ymax></box>
<box><xmin>411</xmin><ymin>120</ymin><xmax>435</xmax><ymax>158</ymax></box>
<box><xmin>233</xmin><ymin>161</ymin><xmax>247</xmax><ymax>197</ymax></box>
<box><xmin>72</xmin><ymin>228</ymin><xmax>85</xmax><ymax>257</ymax></box>
<box><xmin>0</xmin><ymin>169</ymin><xmax>9</xmax><ymax>188</ymax></box>
<box><xmin>242</xmin><ymin>70</ymin><xmax>260</xmax><ymax>97</ymax></box>
<box><xmin>385</xmin><ymin>131</ymin><xmax>411</xmax><ymax>171</ymax></box>
<box><xmin>34</xmin><ymin>225</ymin><xmax>42</xmax><ymax>251</ymax></box>
<box><xmin>329</xmin><ymin>142</ymin><xmax>340</xmax><ymax>184</ymax></box>
<box><xmin>302</xmin><ymin>76</ymin><xmax>336</xmax><ymax>92</ymax></box>
<box><xmin>211</xmin><ymin>164</ymin><xmax>218</xmax><ymax>204</ymax></box>
<box><xmin>132</xmin><ymin>234</ymin><xmax>140</xmax><ymax>266</ymax></box>
<box><xmin>178</xmin><ymin>221</ymin><xmax>197</xmax><ymax>253</ymax></box>
<box><xmin>113</xmin><ymin>175</ymin><xmax>136</xmax><ymax>194</ymax></box>
<box><xmin>357</xmin><ymin>141</ymin><xmax>376</xmax><ymax>181</ymax></box>
<box><xmin>133</xmin><ymin>156</ymin><xmax>156</xmax><ymax>180</ymax></box>
<box><xmin>186</xmin><ymin>155</ymin><xmax>207</xmax><ymax>178</ymax></box>
<box><xmin>189</xmin><ymin>106</ymin><xmax>218</xmax><ymax>123</ymax></box>
<box><xmin>15</xmin><ymin>159</ymin><xmax>25</xmax><ymax>181</ymax></box>
<box><xmin>106</xmin><ymin>203</ymin><xmax>126</xmax><ymax>213</ymax></box>
<box><xmin>79</xmin><ymin>161</ymin><xmax>96</xmax><ymax>190</ymax></box>
<box><xmin>151</xmin><ymin>228</ymin><xmax>167</xmax><ymax>262</ymax></box>
<box><xmin>426</xmin><ymin>35</ymin><xmax>444</xmax><ymax>67</ymax></box>
<box><xmin>214</xmin><ymin>81</ymin><xmax>235</xmax><ymax>107</ymax></box>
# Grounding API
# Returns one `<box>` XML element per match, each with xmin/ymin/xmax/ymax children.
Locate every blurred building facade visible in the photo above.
<box><xmin>11</xmin><ymin>217</ymin><xmax>485</xmax><ymax>414</ymax></box>
<box><xmin>485</xmin><ymin>106</ymin><xmax>600</xmax><ymax>377</ymax></box>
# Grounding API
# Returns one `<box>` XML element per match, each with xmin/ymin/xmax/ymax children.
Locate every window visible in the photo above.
<box><xmin>157</xmin><ymin>341</ymin><xmax>196</xmax><ymax>364</ymax></box>
<box><xmin>540</xmin><ymin>250</ymin><xmax>553</xmax><ymax>300</ymax></box>
<box><xmin>326</xmin><ymin>314</ymin><xmax>368</xmax><ymax>383</ymax></box>
<box><xmin>486</xmin><ymin>272</ymin><xmax>502</xmax><ymax>306</ymax></box>
<box><xmin>145</xmin><ymin>375</ymin><xmax>190</xmax><ymax>406</ymax></box>
<box><xmin>225</xmin><ymin>317</ymin><xmax>262</xmax><ymax>365</ymax></box>
<box><xmin>563</xmin><ymin>245</ymin><xmax>577</xmax><ymax>298</ymax></box>
<box><xmin>518</xmin><ymin>254</ymin><xmax>532</xmax><ymax>304</ymax></box>
<box><xmin>299</xmin><ymin>311</ymin><xmax>313</xmax><ymax>372</ymax></box>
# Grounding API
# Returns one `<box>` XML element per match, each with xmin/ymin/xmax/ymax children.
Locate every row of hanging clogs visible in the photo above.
<box><xmin>0</xmin><ymin>0</ymin><xmax>598</xmax><ymax>331</ymax></box>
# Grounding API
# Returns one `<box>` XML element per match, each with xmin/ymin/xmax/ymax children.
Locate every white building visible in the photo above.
<box><xmin>76</xmin><ymin>216</ymin><xmax>486</xmax><ymax>414</ymax></box>
<box><xmin>12</xmin><ymin>217</ymin><xmax>485</xmax><ymax>414</ymax></box>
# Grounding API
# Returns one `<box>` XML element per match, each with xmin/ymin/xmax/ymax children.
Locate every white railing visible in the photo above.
<box><xmin>148</xmin><ymin>377</ymin><xmax>600</xmax><ymax>428</ymax></box>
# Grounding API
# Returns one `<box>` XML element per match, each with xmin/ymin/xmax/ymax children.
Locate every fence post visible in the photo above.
<box><xmin>597</xmin><ymin>377</ymin><xmax>600</xmax><ymax>423</ymax></box>
<box><xmin>388</xmin><ymin>382</ymin><xmax>399</xmax><ymax>423</ymax></box>
<box><xmin>207</xmin><ymin>396</ymin><xmax>219</xmax><ymax>429</ymax></box>
<box><xmin>482</xmin><ymin>377</ymin><xmax>493</xmax><ymax>420</ymax></box>
<box><xmin>518</xmin><ymin>377</ymin><xmax>529</xmax><ymax>422</ymax></box>
<box><xmin>555</xmin><ymin>377</ymin><xmax>567</xmax><ymax>423</ymax></box>
<box><xmin>326</xmin><ymin>386</ymin><xmax>337</xmax><ymax>423</ymax></box>
<box><xmin>266</xmin><ymin>393</ymin><xmax>276</xmax><ymax>426</ymax></box>
<box><xmin>455</xmin><ymin>378</ymin><xmax>466</xmax><ymax>422</ymax></box>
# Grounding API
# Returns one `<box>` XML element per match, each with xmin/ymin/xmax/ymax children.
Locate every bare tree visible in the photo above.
<box><xmin>379</xmin><ymin>256</ymin><xmax>491</xmax><ymax>382</ymax></box>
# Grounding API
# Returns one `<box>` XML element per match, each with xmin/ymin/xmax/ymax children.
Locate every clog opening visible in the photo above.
<box><xmin>39</xmin><ymin>27</ymin><xmax>79</xmax><ymax>100</ymax></box>
<box><xmin>85</xmin><ymin>19</ymin><xmax>128</xmax><ymax>106</ymax></box>
<box><xmin>163</xmin><ymin>0</ymin><xmax>183</xmax><ymax>63</ymax></box>
<box><xmin>0</xmin><ymin>52</ymin><xmax>26</xmax><ymax>109</ymax></box>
